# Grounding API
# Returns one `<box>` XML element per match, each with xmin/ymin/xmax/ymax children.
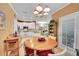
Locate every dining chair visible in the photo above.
<box><xmin>48</xmin><ymin>47</ymin><xmax>67</xmax><ymax>56</ymax></box>
<box><xmin>48</xmin><ymin>35</ymin><xmax>56</xmax><ymax>40</ymax></box>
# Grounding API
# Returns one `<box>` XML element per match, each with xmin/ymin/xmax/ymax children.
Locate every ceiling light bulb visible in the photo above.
<box><xmin>39</xmin><ymin>13</ymin><xmax>42</xmax><ymax>16</ymax></box>
<box><xmin>37</xmin><ymin>14</ymin><xmax>42</xmax><ymax>17</ymax></box>
<box><xmin>43</xmin><ymin>13</ymin><xmax>48</xmax><ymax>16</ymax></box>
<box><xmin>33</xmin><ymin>11</ymin><xmax>39</xmax><ymax>15</ymax></box>
<box><xmin>36</xmin><ymin>5</ymin><xmax>43</xmax><ymax>12</ymax></box>
<box><xmin>44</xmin><ymin>7</ymin><xmax>50</xmax><ymax>12</ymax></box>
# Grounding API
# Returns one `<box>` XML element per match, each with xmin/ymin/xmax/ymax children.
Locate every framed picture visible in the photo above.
<box><xmin>0</xmin><ymin>11</ymin><xmax>5</xmax><ymax>30</ymax></box>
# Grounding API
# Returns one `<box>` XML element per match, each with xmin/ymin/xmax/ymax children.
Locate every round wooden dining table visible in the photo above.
<box><xmin>24</xmin><ymin>37</ymin><xmax>57</xmax><ymax>56</ymax></box>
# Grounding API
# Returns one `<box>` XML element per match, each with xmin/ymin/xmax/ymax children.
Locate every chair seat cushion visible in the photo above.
<box><xmin>37</xmin><ymin>50</ymin><xmax>54</xmax><ymax>56</ymax></box>
<box><xmin>54</xmin><ymin>47</ymin><xmax>63</xmax><ymax>54</ymax></box>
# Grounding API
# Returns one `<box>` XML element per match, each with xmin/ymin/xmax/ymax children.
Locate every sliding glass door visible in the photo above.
<box><xmin>59</xmin><ymin>18</ymin><xmax>75</xmax><ymax>48</ymax></box>
<box><xmin>58</xmin><ymin>11</ymin><xmax>79</xmax><ymax>55</ymax></box>
<box><xmin>61</xmin><ymin>18</ymin><xmax>75</xmax><ymax>48</ymax></box>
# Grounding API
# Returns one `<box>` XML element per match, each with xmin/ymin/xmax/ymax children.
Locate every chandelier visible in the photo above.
<box><xmin>33</xmin><ymin>4</ymin><xmax>51</xmax><ymax>17</ymax></box>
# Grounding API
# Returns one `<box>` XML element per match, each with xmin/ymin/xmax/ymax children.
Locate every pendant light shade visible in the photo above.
<box><xmin>36</xmin><ymin>4</ymin><xmax>43</xmax><ymax>12</ymax></box>
<box><xmin>34</xmin><ymin>4</ymin><xmax>51</xmax><ymax>16</ymax></box>
<box><xmin>44</xmin><ymin>7</ymin><xmax>50</xmax><ymax>12</ymax></box>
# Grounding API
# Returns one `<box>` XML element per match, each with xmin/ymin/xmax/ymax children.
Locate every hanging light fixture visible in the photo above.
<box><xmin>33</xmin><ymin>4</ymin><xmax>51</xmax><ymax>17</ymax></box>
<box><xmin>36</xmin><ymin>4</ymin><xmax>43</xmax><ymax>12</ymax></box>
<box><xmin>44</xmin><ymin>5</ymin><xmax>50</xmax><ymax>13</ymax></box>
<box><xmin>33</xmin><ymin>10</ymin><xmax>39</xmax><ymax>15</ymax></box>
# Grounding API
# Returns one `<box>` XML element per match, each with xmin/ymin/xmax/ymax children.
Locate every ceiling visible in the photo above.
<box><xmin>11</xmin><ymin>3</ymin><xmax>67</xmax><ymax>22</ymax></box>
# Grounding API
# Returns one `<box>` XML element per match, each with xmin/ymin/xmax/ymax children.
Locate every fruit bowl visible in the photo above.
<box><xmin>38</xmin><ymin>37</ymin><xmax>46</xmax><ymax>42</ymax></box>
